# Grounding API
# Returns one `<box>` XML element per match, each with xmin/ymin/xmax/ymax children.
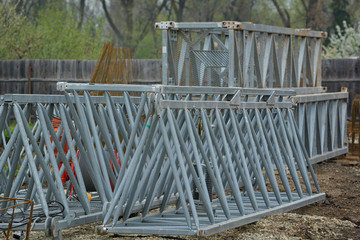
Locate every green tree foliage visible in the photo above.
<box><xmin>2</xmin><ymin>0</ymin><xmax>360</xmax><ymax>60</ymax></box>
<box><xmin>267</xmin><ymin>0</ymin><xmax>332</xmax><ymax>30</ymax></box>
<box><xmin>34</xmin><ymin>2</ymin><xmax>104</xmax><ymax>59</ymax></box>
<box><xmin>330</xmin><ymin>0</ymin><xmax>352</xmax><ymax>29</ymax></box>
<box><xmin>323</xmin><ymin>21</ymin><xmax>360</xmax><ymax>58</ymax></box>
<box><xmin>101</xmin><ymin>0</ymin><xmax>167</xmax><ymax>57</ymax></box>
<box><xmin>324</xmin><ymin>0</ymin><xmax>352</xmax><ymax>46</ymax></box>
<box><xmin>0</xmin><ymin>1</ymin><xmax>104</xmax><ymax>59</ymax></box>
<box><xmin>0</xmin><ymin>2</ymin><xmax>40</xmax><ymax>59</ymax></box>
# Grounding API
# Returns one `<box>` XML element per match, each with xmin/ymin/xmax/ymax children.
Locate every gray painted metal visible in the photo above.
<box><xmin>292</xmin><ymin>91</ymin><xmax>348</xmax><ymax>163</ymax></box>
<box><xmin>155</xmin><ymin>21</ymin><xmax>326</xmax><ymax>88</ymax></box>
<box><xmin>56</xmin><ymin>82</ymin><xmax>348</xmax><ymax>164</ymax></box>
<box><xmin>104</xmin><ymin>193</ymin><xmax>325</xmax><ymax>236</ymax></box>
<box><xmin>1</xmin><ymin>85</ymin><xmax>325</xmax><ymax>237</ymax></box>
<box><xmin>0</xmin><ymin>94</ymin><xmax>141</xmax><ymax>104</ymax></box>
<box><xmin>0</xmin><ymin>90</ymin><xmax>170</xmax><ymax>238</ymax></box>
<box><xmin>91</xmin><ymin>85</ymin><xmax>324</xmax><ymax>236</ymax></box>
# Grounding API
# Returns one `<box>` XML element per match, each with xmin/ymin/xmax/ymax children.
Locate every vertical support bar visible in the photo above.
<box><xmin>228</xmin><ymin>29</ymin><xmax>235</xmax><ymax>87</ymax></box>
<box><xmin>162</xmin><ymin>30</ymin><xmax>169</xmax><ymax>85</ymax></box>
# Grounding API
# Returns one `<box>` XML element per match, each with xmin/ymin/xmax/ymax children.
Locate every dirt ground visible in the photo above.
<box><xmin>290</xmin><ymin>157</ymin><xmax>360</xmax><ymax>239</ymax></box>
<box><xmin>2</xmin><ymin>156</ymin><xmax>360</xmax><ymax>239</ymax></box>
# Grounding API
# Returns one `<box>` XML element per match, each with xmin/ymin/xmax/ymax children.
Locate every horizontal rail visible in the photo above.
<box><xmin>160</xmin><ymin>85</ymin><xmax>296</xmax><ymax>96</ymax></box>
<box><xmin>225</xmin><ymin>22</ymin><xmax>326</xmax><ymax>38</ymax></box>
<box><xmin>57</xmin><ymin>82</ymin><xmax>160</xmax><ymax>92</ymax></box>
<box><xmin>155</xmin><ymin>21</ymin><xmax>327</xmax><ymax>38</ymax></box>
<box><xmin>57</xmin><ymin>82</ymin><xmax>296</xmax><ymax>96</ymax></box>
<box><xmin>0</xmin><ymin>94</ymin><xmax>141</xmax><ymax>104</ymax></box>
<box><xmin>158</xmin><ymin>100</ymin><xmax>293</xmax><ymax>110</ymax></box>
<box><xmin>292</xmin><ymin>92</ymin><xmax>348</xmax><ymax>103</ymax></box>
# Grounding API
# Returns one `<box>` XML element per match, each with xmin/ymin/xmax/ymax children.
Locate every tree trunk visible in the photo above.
<box><xmin>77</xmin><ymin>0</ymin><xmax>85</xmax><ymax>29</ymax></box>
<box><xmin>101</xmin><ymin>0</ymin><xmax>123</xmax><ymax>42</ymax></box>
<box><xmin>271</xmin><ymin>0</ymin><xmax>291</xmax><ymax>27</ymax></box>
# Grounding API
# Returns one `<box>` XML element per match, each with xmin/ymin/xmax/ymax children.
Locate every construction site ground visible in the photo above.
<box><xmin>19</xmin><ymin>155</ymin><xmax>359</xmax><ymax>240</ymax></box>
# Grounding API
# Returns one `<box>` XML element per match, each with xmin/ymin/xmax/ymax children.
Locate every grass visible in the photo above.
<box><xmin>3</xmin><ymin>121</ymin><xmax>36</xmax><ymax>138</ymax></box>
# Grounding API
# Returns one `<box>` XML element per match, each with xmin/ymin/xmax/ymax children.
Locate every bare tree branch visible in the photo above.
<box><xmin>300</xmin><ymin>0</ymin><xmax>309</xmax><ymax>11</ymax></box>
<box><xmin>270</xmin><ymin>0</ymin><xmax>291</xmax><ymax>27</ymax></box>
<box><xmin>101</xmin><ymin>0</ymin><xmax>123</xmax><ymax>42</ymax></box>
<box><xmin>171</xmin><ymin>0</ymin><xmax>186</xmax><ymax>22</ymax></box>
<box><xmin>135</xmin><ymin>0</ymin><xmax>168</xmax><ymax>47</ymax></box>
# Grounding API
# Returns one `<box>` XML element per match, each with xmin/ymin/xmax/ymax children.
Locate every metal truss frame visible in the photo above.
<box><xmin>0</xmin><ymin>90</ymin><xmax>172</xmax><ymax>238</ymax></box>
<box><xmin>56</xmin><ymin>82</ymin><xmax>349</xmax><ymax>164</ymax></box>
<box><xmin>292</xmin><ymin>91</ymin><xmax>348</xmax><ymax>163</ymax></box>
<box><xmin>77</xmin><ymin>84</ymin><xmax>324</xmax><ymax>236</ymax></box>
<box><xmin>155</xmin><ymin>21</ymin><xmax>326</xmax><ymax>88</ymax></box>
<box><xmin>1</xmin><ymin>84</ymin><xmax>326</xmax><ymax>237</ymax></box>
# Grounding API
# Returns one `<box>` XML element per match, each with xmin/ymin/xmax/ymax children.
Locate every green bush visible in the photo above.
<box><xmin>323</xmin><ymin>21</ymin><xmax>360</xmax><ymax>58</ymax></box>
<box><xmin>33</xmin><ymin>3</ymin><xmax>104</xmax><ymax>59</ymax></box>
<box><xmin>0</xmin><ymin>2</ymin><xmax>105</xmax><ymax>60</ymax></box>
<box><xmin>0</xmin><ymin>2</ymin><xmax>40</xmax><ymax>59</ymax></box>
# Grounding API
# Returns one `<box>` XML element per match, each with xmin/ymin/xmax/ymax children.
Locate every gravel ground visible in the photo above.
<box><xmin>3</xmin><ymin>157</ymin><xmax>360</xmax><ymax>239</ymax></box>
<box><xmin>26</xmin><ymin>212</ymin><xmax>358</xmax><ymax>240</ymax></box>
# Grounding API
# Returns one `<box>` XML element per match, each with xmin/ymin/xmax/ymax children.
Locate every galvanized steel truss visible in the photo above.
<box><xmin>292</xmin><ymin>92</ymin><xmax>348</xmax><ymax>163</ymax></box>
<box><xmin>156</xmin><ymin>21</ymin><xmax>326</xmax><ymax>88</ymax></box>
<box><xmin>1</xmin><ymin>84</ymin><xmax>326</xmax><ymax>237</ymax></box>
<box><xmin>0</xmin><ymin>91</ymin><xmax>157</xmax><ymax>238</ymax></box>
<box><xmin>90</xmin><ymin>85</ymin><xmax>324</xmax><ymax>236</ymax></box>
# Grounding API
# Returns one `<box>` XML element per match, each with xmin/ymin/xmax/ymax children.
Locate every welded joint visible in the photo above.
<box><xmin>222</xmin><ymin>21</ymin><xmax>242</xmax><ymax>29</ymax></box>
<box><xmin>155</xmin><ymin>21</ymin><xmax>175</xmax><ymax>30</ymax></box>
<box><xmin>266</xmin><ymin>92</ymin><xmax>276</xmax><ymax>106</ymax></box>
<box><xmin>151</xmin><ymin>93</ymin><xmax>163</xmax><ymax>116</ymax></box>
<box><xmin>64</xmin><ymin>212</ymin><xmax>76</xmax><ymax>225</ymax></box>
<box><xmin>229</xmin><ymin>90</ymin><xmax>242</xmax><ymax>105</ymax></box>
<box><xmin>45</xmin><ymin>216</ymin><xmax>62</xmax><ymax>238</ymax></box>
<box><xmin>229</xmin><ymin>90</ymin><xmax>290</xmax><ymax>107</ymax></box>
<box><xmin>57</xmin><ymin>82</ymin><xmax>67</xmax><ymax>91</ymax></box>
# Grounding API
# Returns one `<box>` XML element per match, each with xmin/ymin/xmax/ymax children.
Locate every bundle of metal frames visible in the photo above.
<box><xmin>64</xmin><ymin>83</ymin><xmax>325</xmax><ymax>236</ymax></box>
<box><xmin>1</xmin><ymin>83</ymin><xmax>325</xmax><ymax>237</ymax></box>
